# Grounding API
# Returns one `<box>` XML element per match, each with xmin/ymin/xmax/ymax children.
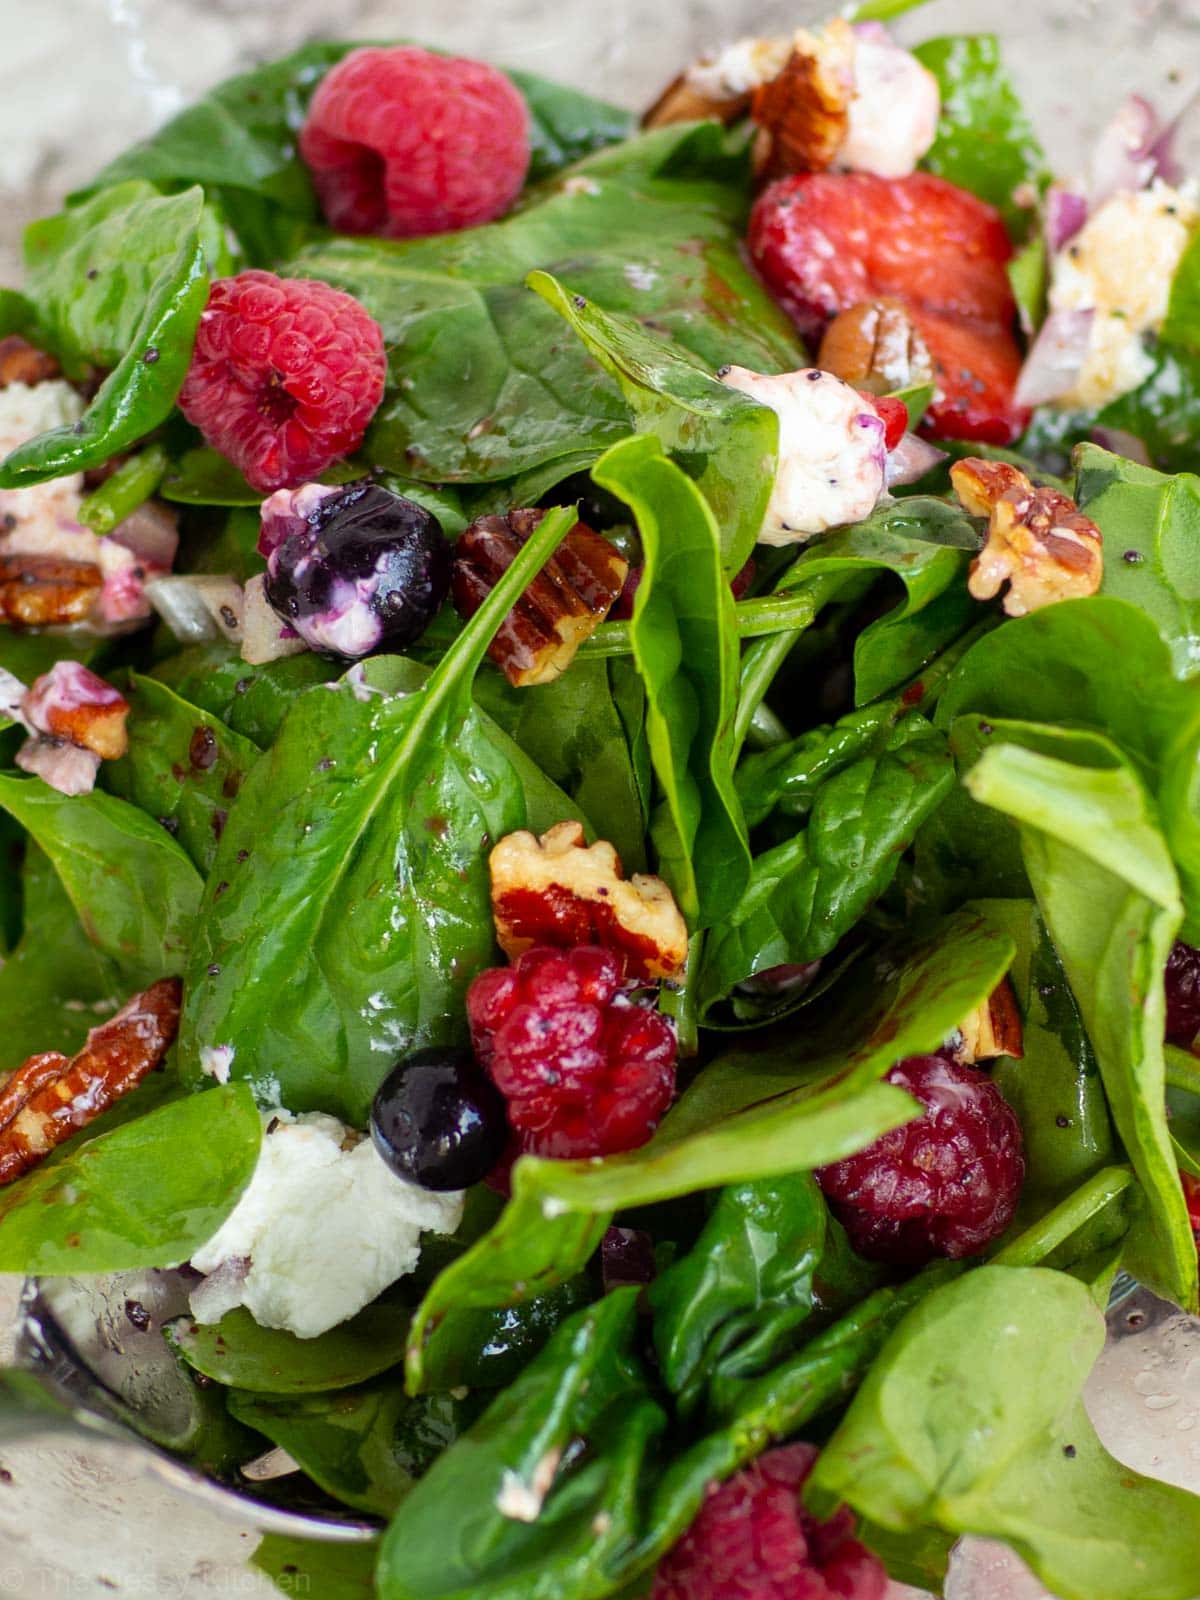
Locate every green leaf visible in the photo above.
<box><xmin>285</xmin><ymin>122</ymin><xmax>802</xmax><ymax>486</ymax></box>
<box><xmin>506</xmin><ymin>71</ymin><xmax>636</xmax><ymax>184</ymax></box>
<box><xmin>967</xmin><ymin>741</ymin><xmax>1197</xmax><ymax>1309</ymax></box>
<box><xmin>810</xmin><ymin>1267</ymin><xmax>1200</xmax><ymax>1600</ymax></box>
<box><xmin>105</xmin><ymin>675</ymin><xmax>262</xmax><ymax>874</ymax></box>
<box><xmin>178</xmin><ymin>507</ymin><xmax>577</xmax><ymax>1124</ymax></box>
<box><xmin>591</xmin><ymin>434</ymin><xmax>749</xmax><ymax>928</ymax></box>
<box><xmin>1162</xmin><ymin>226</ymin><xmax>1200</xmax><ymax>352</ymax></box>
<box><xmin>529</xmin><ymin>270</ymin><xmax>778</xmax><ymax>570</ymax></box>
<box><xmin>0</xmin><ymin>185</ymin><xmax>217</xmax><ymax>485</ymax></box>
<box><xmin>913</xmin><ymin>35</ymin><xmax>1048</xmax><ymax>238</ymax></box>
<box><xmin>166</xmin><ymin>1298</ymin><xmax>413</xmax><ymax>1394</ymax></box>
<box><xmin>152</xmin><ymin>644</ymin><xmax>341</xmax><ymax>745</ymax></box>
<box><xmin>0</xmin><ymin>774</ymin><xmax>201</xmax><ymax>985</ymax></box>
<box><xmin>1008</xmin><ymin>229</ymin><xmax>1048</xmax><ymax>335</ymax></box>
<box><xmin>253</xmin><ymin>1534</ymin><xmax>379</xmax><ymax>1600</ymax></box>
<box><xmin>0</xmin><ymin>1084</ymin><xmax>260</xmax><ymax>1273</ymax></box>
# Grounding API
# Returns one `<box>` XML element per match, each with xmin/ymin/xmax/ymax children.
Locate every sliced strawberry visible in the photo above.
<box><xmin>869</xmin><ymin>393</ymin><xmax>909</xmax><ymax>451</ymax></box>
<box><xmin>913</xmin><ymin>311</ymin><xmax>1031</xmax><ymax>446</ymax></box>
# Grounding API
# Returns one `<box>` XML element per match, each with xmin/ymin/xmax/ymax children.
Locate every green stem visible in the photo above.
<box><xmin>661</xmin><ymin>932</ymin><xmax>705</xmax><ymax>1058</ymax></box>
<box><xmin>1166</xmin><ymin>1043</ymin><xmax>1200</xmax><ymax>1096</ymax></box>
<box><xmin>845</xmin><ymin>0</ymin><xmax>933</xmax><ymax>23</ymax></box>
<box><xmin>743</xmin><ymin>702</ymin><xmax>791</xmax><ymax>752</ymax></box>
<box><xmin>78</xmin><ymin>442</ymin><xmax>169</xmax><ymax>535</ymax></box>
<box><xmin>581</xmin><ymin>593</ymin><xmax>821</xmax><ymax>661</ymax></box>
<box><xmin>991</xmin><ymin>1166</ymin><xmax>1134</xmax><ymax>1269</ymax></box>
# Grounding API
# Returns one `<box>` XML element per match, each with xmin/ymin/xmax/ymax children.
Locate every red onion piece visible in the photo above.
<box><xmin>885</xmin><ymin>432</ymin><xmax>948</xmax><ymax>487</ymax></box>
<box><xmin>1045</xmin><ymin>184</ymin><xmax>1089</xmax><ymax>253</ymax></box>
<box><xmin>108</xmin><ymin>501</ymin><xmax>179</xmax><ymax>571</ymax></box>
<box><xmin>1090</xmin><ymin>94</ymin><xmax>1159</xmax><ymax>203</ymax></box>
<box><xmin>15</xmin><ymin>737</ymin><xmax>101</xmax><ymax>797</ymax></box>
<box><xmin>1149</xmin><ymin>90</ymin><xmax>1200</xmax><ymax>186</ymax></box>
<box><xmin>1013</xmin><ymin>308</ymin><xmax>1095</xmax><ymax>408</ymax></box>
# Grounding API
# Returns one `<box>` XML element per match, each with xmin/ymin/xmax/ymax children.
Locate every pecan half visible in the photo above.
<box><xmin>0</xmin><ymin>553</ymin><xmax>103</xmax><ymax>626</ymax></box>
<box><xmin>0</xmin><ymin>978</ymin><xmax>182</xmax><ymax>1187</ymax></box>
<box><xmin>452</xmin><ymin>510</ymin><xmax>627</xmax><ymax>687</ymax></box>
<box><xmin>751</xmin><ymin>20</ymin><xmax>855</xmax><ymax>181</ymax></box>
<box><xmin>818</xmin><ymin>298</ymin><xmax>934</xmax><ymax>395</ymax></box>
<box><xmin>490</xmin><ymin>820</ymin><xmax>688</xmax><ymax>981</ymax></box>
<box><xmin>954</xmin><ymin>976</ymin><xmax>1024</xmax><ymax>1064</ymax></box>
<box><xmin>0</xmin><ymin>336</ymin><xmax>61</xmax><ymax>390</ymax></box>
<box><xmin>951</xmin><ymin>458</ymin><xmax>1103</xmax><ymax>618</ymax></box>
<box><xmin>23</xmin><ymin>659</ymin><xmax>129</xmax><ymax>759</ymax></box>
<box><xmin>643</xmin><ymin>35</ymin><xmax>790</xmax><ymax>128</ymax></box>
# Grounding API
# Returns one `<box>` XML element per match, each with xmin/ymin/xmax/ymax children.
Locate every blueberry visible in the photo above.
<box><xmin>370</xmin><ymin>1047</ymin><xmax>508</xmax><ymax>1191</ymax></box>
<box><xmin>263</xmin><ymin>480</ymin><xmax>450</xmax><ymax>658</ymax></box>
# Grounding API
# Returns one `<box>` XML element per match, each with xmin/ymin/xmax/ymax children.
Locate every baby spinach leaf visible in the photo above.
<box><xmin>0</xmin><ymin>1084</ymin><xmax>260</xmax><ymax>1273</ymax></box>
<box><xmin>229</xmin><ymin>1383</ymin><xmax>474</xmax><ymax>1517</ymax></box>
<box><xmin>167</xmin><ymin>1299</ymin><xmax>412</xmax><ymax>1395</ymax></box>
<box><xmin>506</xmin><ymin>71</ymin><xmax>636</xmax><ymax>183</ymax></box>
<box><xmin>1162</xmin><ymin>227</ymin><xmax>1200</xmax><ymax>352</ymax></box>
<box><xmin>152</xmin><ymin>644</ymin><xmax>341</xmax><ymax>746</ymax></box>
<box><xmin>529</xmin><ymin>270</ymin><xmax>778</xmax><ymax>571</ymax></box>
<box><xmin>700</xmin><ymin>714</ymin><xmax>954</xmax><ymax>1016</ymax></box>
<box><xmin>735</xmin><ymin>701</ymin><xmax>906</xmax><ymax>830</ymax></box>
<box><xmin>967</xmin><ymin>742</ymin><xmax>1197</xmax><ymax>1310</ymax></box>
<box><xmin>0</xmin><ymin>774</ymin><xmax>201</xmax><ymax>986</ymax></box>
<box><xmin>253</xmin><ymin>1536</ymin><xmax>378</xmax><ymax>1600</ymax></box>
<box><xmin>105</xmin><ymin>675</ymin><xmax>262</xmax><ymax>874</ymax></box>
<box><xmin>0</xmin><ymin>185</ymin><xmax>217</xmax><ymax>486</ymax></box>
<box><xmin>179</xmin><ymin>507</ymin><xmax>576</xmax><ymax>1124</ymax></box>
<box><xmin>810</xmin><ymin>1267</ymin><xmax>1200</xmax><ymax>1600</ymax></box>
<box><xmin>591</xmin><ymin>434</ymin><xmax>749</xmax><ymax>928</ymax></box>
<box><xmin>913</xmin><ymin>35</ymin><xmax>1048</xmax><ymax>238</ymax></box>
<box><xmin>285</xmin><ymin>122</ymin><xmax>802</xmax><ymax>486</ymax></box>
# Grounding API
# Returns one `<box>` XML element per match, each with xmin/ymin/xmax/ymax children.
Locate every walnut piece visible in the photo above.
<box><xmin>0</xmin><ymin>552</ymin><xmax>103</xmax><ymax>626</ymax></box>
<box><xmin>452</xmin><ymin>510</ymin><xmax>627</xmax><ymax>687</ymax></box>
<box><xmin>751</xmin><ymin>20</ymin><xmax>855</xmax><ymax>181</ymax></box>
<box><xmin>817</xmin><ymin>298</ymin><xmax>933</xmax><ymax>395</ymax></box>
<box><xmin>951</xmin><ymin>457</ymin><xmax>1103</xmax><ymax>618</ymax></box>
<box><xmin>0</xmin><ymin>336</ymin><xmax>61</xmax><ymax>389</ymax></box>
<box><xmin>490</xmin><ymin>821</ymin><xmax>688</xmax><ymax>981</ymax></box>
<box><xmin>0</xmin><ymin>978</ymin><xmax>182</xmax><ymax>1187</ymax></box>
<box><xmin>954</xmin><ymin>976</ymin><xmax>1025</xmax><ymax>1064</ymax></box>
<box><xmin>23</xmin><ymin>659</ymin><xmax>130</xmax><ymax>760</ymax></box>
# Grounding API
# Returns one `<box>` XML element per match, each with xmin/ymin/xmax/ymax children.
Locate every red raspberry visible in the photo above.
<box><xmin>299</xmin><ymin>47</ymin><xmax>531</xmax><ymax>239</ymax></box>
<box><xmin>816</xmin><ymin>1053</ymin><xmax>1025</xmax><ymax>1265</ymax></box>
<box><xmin>178</xmin><ymin>271</ymin><xmax>386</xmax><ymax>494</ymax></box>
<box><xmin>651</xmin><ymin>1444</ymin><xmax>887</xmax><ymax>1600</ymax></box>
<box><xmin>1165</xmin><ymin>939</ymin><xmax>1200</xmax><ymax>1050</ymax></box>
<box><xmin>466</xmin><ymin>945</ymin><xmax>676</xmax><ymax>1160</ymax></box>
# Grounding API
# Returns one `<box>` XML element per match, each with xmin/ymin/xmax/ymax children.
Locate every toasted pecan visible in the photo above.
<box><xmin>0</xmin><ymin>553</ymin><xmax>102</xmax><ymax>627</ymax></box>
<box><xmin>0</xmin><ymin>978</ymin><xmax>182</xmax><ymax>1187</ymax></box>
<box><xmin>817</xmin><ymin>298</ymin><xmax>934</xmax><ymax>395</ymax></box>
<box><xmin>751</xmin><ymin>21</ymin><xmax>855</xmax><ymax>180</ymax></box>
<box><xmin>955</xmin><ymin>976</ymin><xmax>1024</xmax><ymax>1064</ymax></box>
<box><xmin>0</xmin><ymin>336</ymin><xmax>61</xmax><ymax>390</ymax></box>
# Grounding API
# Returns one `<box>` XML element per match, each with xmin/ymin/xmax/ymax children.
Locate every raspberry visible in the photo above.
<box><xmin>1165</xmin><ymin>939</ymin><xmax>1200</xmax><ymax>1049</ymax></box>
<box><xmin>178</xmin><ymin>271</ymin><xmax>387</xmax><ymax>494</ymax></box>
<box><xmin>466</xmin><ymin>945</ymin><xmax>676</xmax><ymax>1160</ymax></box>
<box><xmin>651</xmin><ymin>1444</ymin><xmax>888</xmax><ymax>1600</ymax></box>
<box><xmin>816</xmin><ymin>1053</ymin><xmax>1025</xmax><ymax>1265</ymax></box>
<box><xmin>299</xmin><ymin>47</ymin><xmax>531</xmax><ymax>239</ymax></box>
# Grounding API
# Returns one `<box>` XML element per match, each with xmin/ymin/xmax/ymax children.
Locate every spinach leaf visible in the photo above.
<box><xmin>967</xmin><ymin>741</ymin><xmax>1197</xmax><ymax>1309</ymax></box>
<box><xmin>507</xmin><ymin>71</ymin><xmax>637</xmax><ymax>183</ymax></box>
<box><xmin>285</xmin><ymin>122</ymin><xmax>802</xmax><ymax>486</ymax></box>
<box><xmin>810</xmin><ymin>1267</ymin><xmax>1200</xmax><ymax>1600</ymax></box>
<box><xmin>105</xmin><ymin>675</ymin><xmax>262</xmax><ymax>874</ymax></box>
<box><xmin>152</xmin><ymin>644</ymin><xmax>341</xmax><ymax>745</ymax></box>
<box><xmin>179</xmin><ymin>507</ymin><xmax>577</xmax><ymax>1124</ymax></box>
<box><xmin>0</xmin><ymin>186</ymin><xmax>217</xmax><ymax>485</ymax></box>
<box><xmin>591</xmin><ymin>434</ymin><xmax>749</xmax><ymax>928</ymax></box>
<box><xmin>735</xmin><ymin>701</ymin><xmax>907</xmax><ymax>831</ymax></box>
<box><xmin>253</xmin><ymin>1535</ymin><xmax>378</xmax><ymax>1600</ymax></box>
<box><xmin>166</xmin><ymin>1299</ymin><xmax>412</xmax><ymax>1394</ymax></box>
<box><xmin>530</xmin><ymin>270</ymin><xmax>778</xmax><ymax>571</ymax></box>
<box><xmin>229</xmin><ymin>1383</ymin><xmax>474</xmax><ymax>1517</ymax></box>
<box><xmin>700</xmin><ymin>714</ymin><xmax>953</xmax><ymax>1016</ymax></box>
<box><xmin>0</xmin><ymin>775</ymin><xmax>201</xmax><ymax>985</ymax></box>
<box><xmin>0</xmin><ymin>1084</ymin><xmax>260</xmax><ymax>1273</ymax></box>
<box><xmin>1074</xmin><ymin>442</ymin><xmax>1200</xmax><ymax>674</ymax></box>
<box><xmin>406</xmin><ymin>912</ymin><xmax>1012</xmax><ymax>1391</ymax></box>
<box><xmin>1162</xmin><ymin>227</ymin><xmax>1200</xmax><ymax>352</ymax></box>
<box><xmin>912</xmin><ymin>35</ymin><xmax>1048</xmax><ymax>238</ymax></box>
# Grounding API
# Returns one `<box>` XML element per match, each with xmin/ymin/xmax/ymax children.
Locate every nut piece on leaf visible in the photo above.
<box><xmin>752</xmin><ymin>20</ymin><xmax>855</xmax><ymax>181</ymax></box>
<box><xmin>643</xmin><ymin>35</ymin><xmax>791</xmax><ymax>128</ymax></box>
<box><xmin>951</xmin><ymin>457</ymin><xmax>1103</xmax><ymax>618</ymax></box>
<box><xmin>452</xmin><ymin>509</ymin><xmax>627</xmax><ymax>687</ymax></box>
<box><xmin>953</xmin><ymin>976</ymin><xmax>1024</xmax><ymax>1064</ymax></box>
<box><xmin>817</xmin><ymin>298</ymin><xmax>933</xmax><ymax>395</ymax></box>
<box><xmin>0</xmin><ymin>336</ymin><xmax>61</xmax><ymax>389</ymax></box>
<box><xmin>0</xmin><ymin>553</ymin><xmax>103</xmax><ymax>627</ymax></box>
<box><xmin>489</xmin><ymin>820</ymin><xmax>688</xmax><ymax>981</ymax></box>
<box><xmin>23</xmin><ymin>659</ymin><xmax>129</xmax><ymax>760</ymax></box>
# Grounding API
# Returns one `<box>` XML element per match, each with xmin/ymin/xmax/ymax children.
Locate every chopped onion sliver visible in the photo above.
<box><xmin>1045</xmin><ymin>184</ymin><xmax>1089</xmax><ymax>253</ymax></box>
<box><xmin>885</xmin><ymin>432</ymin><xmax>947</xmax><ymax>487</ymax></box>
<box><xmin>108</xmin><ymin>501</ymin><xmax>179</xmax><ymax>571</ymax></box>
<box><xmin>144</xmin><ymin>575</ymin><xmax>244</xmax><ymax>644</ymax></box>
<box><xmin>1090</xmin><ymin>94</ymin><xmax>1159</xmax><ymax>204</ymax></box>
<box><xmin>1013</xmin><ymin>308</ymin><xmax>1095</xmax><ymax>408</ymax></box>
<box><xmin>1149</xmin><ymin>89</ymin><xmax>1200</xmax><ymax>187</ymax></box>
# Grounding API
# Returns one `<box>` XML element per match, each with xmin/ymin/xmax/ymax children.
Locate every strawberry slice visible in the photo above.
<box><xmin>869</xmin><ymin>393</ymin><xmax>909</xmax><ymax>451</ymax></box>
<box><xmin>912</xmin><ymin>311</ymin><xmax>1031</xmax><ymax>446</ymax></box>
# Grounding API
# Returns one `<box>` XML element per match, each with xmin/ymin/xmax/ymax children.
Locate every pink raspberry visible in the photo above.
<box><xmin>466</xmin><ymin>945</ymin><xmax>676</xmax><ymax>1160</ymax></box>
<box><xmin>178</xmin><ymin>271</ymin><xmax>387</xmax><ymax>494</ymax></box>
<box><xmin>651</xmin><ymin>1444</ymin><xmax>887</xmax><ymax>1600</ymax></box>
<box><xmin>299</xmin><ymin>46</ymin><xmax>531</xmax><ymax>239</ymax></box>
<box><xmin>816</xmin><ymin>1053</ymin><xmax>1025</xmax><ymax>1265</ymax></box>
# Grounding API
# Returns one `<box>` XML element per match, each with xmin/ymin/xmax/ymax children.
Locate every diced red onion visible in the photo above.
<box><xmin>15</xmin><ymin>736</ymin><xmax>101</xmax><ymax>796</ymax></box>
<box><xmin>885</xmin><ymin>432</ymin><xmax>948</xmax><ymax>487</ymax></box>
<box><xmin>0</xmin><ymin>667</ymin><xmax>29</xmax><ymax>729</ymax></box>
<box><xmin>852</xmin><ymin>20</ymin><xmax>891</xmax><ymax>44</ymax></box>
<box><xmin>1089</xmin><ymin>426</ymin><xmax>1152</xmax><ymax>466</ymax></box>
<box><xmin>1149</xmin><ymin>90</ymin><xmax>1200</xmax><ymax>187</ymax></box>
<box><xmin>144</xmin><ymin>574</ymin><xmax>244</xmax><ymax>645</ymax></box>
<box><xmin>1044</xmin><ymin>184</ymin><xmax>1089</xmax><ymax>253</ymax></box>
<box><xmin>1013</xmin><ymin>308</ymin><xmax>1095</xmax><ymax>408</ymax></box>
<box><xmin>108</xmin><ymin>501</ymin><xmax>179</xmax><ymax>571</ymax></box>
<box><xmin>1090</xmin><ymin>94</ymin><xmax>1159</xmax><ymax>203</ymax></box>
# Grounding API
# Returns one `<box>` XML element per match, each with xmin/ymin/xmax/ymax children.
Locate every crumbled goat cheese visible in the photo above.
<box><xmin>685</xmin><ymin>34</ymin><xmax>791</xmax><ymax>99</ymax></box>
<box><xmin>1048</xmin><ymin>180</ymin><xmax>1200</xmax><ymax>408</ymax></box>
<box><xmin>837</xmin><ymin>32</ymin><xmax>940</xmax><ymax>179</ymax></box>
<box><xmin>720</xmin><ymin>366</ymin><xmax>888</xmax><ymax>544</ymax></box>
<box><xmin>189</xmin><ymin>1109</ymin><xmax>464</xmax><ymax>1338</ymax></box>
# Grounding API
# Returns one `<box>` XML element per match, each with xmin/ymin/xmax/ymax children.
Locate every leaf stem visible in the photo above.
<box><xmin>78</xmin><ymin>442</ymin><xmax>169</xmax><ymax>535</ymax></box>
<box><xmin>843</xmin><ymin>0</ymin><xmax>932</xmax><ymax>23</ymax></box>
<box><xmin>991</xmin><ymin>1166</ymin><xmax>1133</xmax><ymax>1268</ymax></box>
<box><xmin>661</xmin><ymin>932</ymin><xmax>705</xmax><ymax>1058</ymax></box>
<box><xmin>581</xmin><ymin>592</ymin><xmax>821</xmax><ymax>661</ymax></box>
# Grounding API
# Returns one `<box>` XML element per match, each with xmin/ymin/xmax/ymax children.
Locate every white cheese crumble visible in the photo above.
<box><xmin>189</xmin><ymin>1109</ymin><xmax>464</xmax><ymax>1339</ymax></box>
<box><xmin>720</xmin><ymin>366</ymin><xmax>888</xmax><ymax>544</ymax></box>
<box><xmin>1048</xmin><ymin>180</ymin><xmax>1200</xmax><ymax>408</ymax></box>
<box><xmin>837</xmin><ymin>33</ymin><xmax>941</xmax><ymax>179</ymax></box>
<box><xmin>198</xmin><ymin>1044</ymin><xmax>235</xmax><ymax>1085</ymax></box>
<box><xmin>685</xmin><ymin>34</ymin><xmax>791</xmax><ymax>99</ymax></box>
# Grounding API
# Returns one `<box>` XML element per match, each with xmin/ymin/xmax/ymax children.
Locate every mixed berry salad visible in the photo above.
<box><xmin>2</xmin><ymin>7</ymin><xmax>1200</xmax><ymax>1597</ymax></box>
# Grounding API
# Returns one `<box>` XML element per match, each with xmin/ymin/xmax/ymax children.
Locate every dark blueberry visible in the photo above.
<box><xmin>262</xmin><ymin>480</ymin><xmax>450</xmax><ymax>659</ymax></box>
<box><xmin>1165</xmin><ymin>938</ymin><xmax>1200</xmax><ymax>1049</ymax></box>
<box><xmin>370</xmin><ymin>1046</ymin><xmax>508</xmax><ymax>1192</ymax></box>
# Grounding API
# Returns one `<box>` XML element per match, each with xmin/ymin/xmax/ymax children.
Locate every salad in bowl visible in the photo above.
<box><xmin>0</xmin><ymin>5</ymin><xmax>1199</xmax><ymax>1597</ymax></box>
